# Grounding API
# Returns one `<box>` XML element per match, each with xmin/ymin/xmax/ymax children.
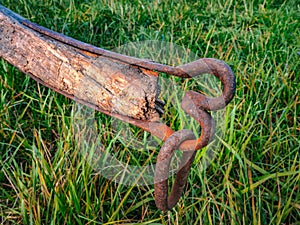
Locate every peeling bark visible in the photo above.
<box><xmin>0</xmin><ymin>5</ymin><xmax>161</xmax><ymax>121</ymax></box>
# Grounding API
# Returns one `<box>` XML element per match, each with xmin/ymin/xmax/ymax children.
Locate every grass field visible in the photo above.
<box><xmin>0</xmin><ymin>0</ymin><xmax>299</xmax><ymax>224</ymax></box>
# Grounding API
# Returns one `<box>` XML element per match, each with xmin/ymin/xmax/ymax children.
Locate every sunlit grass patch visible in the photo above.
<box><xmin>0</xmin><ymin>0</ymin><xmax>299</xmax><ymax>224</ymax></box>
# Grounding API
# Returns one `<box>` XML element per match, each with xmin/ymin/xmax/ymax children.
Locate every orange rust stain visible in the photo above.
<box><xmin>141</xmin><ymin>68</ymin><xmax>158</xmax><ymax>77</ymax></box>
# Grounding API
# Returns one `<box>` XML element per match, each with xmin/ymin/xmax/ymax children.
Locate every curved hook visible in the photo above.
<box><xmin>176</xmin><ymin>58</ymin><xmax>235</xmax><ymax>151</ymax></box>
<box><xmin>2</xmin><ymin>7</ymin><xmax>236</xmax><ymax>211</ymax></box>
<box><xmin>154</xmin><ymin>58</ymin><xmax>235</xmax><ymax>210</ymax></box>
<box><xmin>154</xmin><ymin>129</ymin><xmax>196</xmax><ymax>211</ymax></box>
<box><xmin>117</xmin><ymin>59</ymin><xmax>235</xmax><ymax>152</ymax></box>
<box><xmin>177</xmin><ymin>58</ymin><xmax>236</xmax><ymax>111</ymax></box>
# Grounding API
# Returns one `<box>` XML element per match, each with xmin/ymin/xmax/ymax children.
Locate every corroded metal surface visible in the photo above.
<box><xmin>18</xmin><ymin>10</ymin><xmax>236</xmax><ymax>152</ymax></box>
<box><xmin>154</xmin><ymin>130</ymin><xmax>196</xmax><ymax>211</ymax></box>
<box><xmin>0</xmin><ymin>4</ymin><xmax>236</xmax><ymax>211</ymax></box>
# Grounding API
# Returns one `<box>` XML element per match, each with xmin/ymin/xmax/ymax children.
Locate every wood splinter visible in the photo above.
<box><xmin>0</xmin><ymin>5</ymin><xmax>162</xmax><ymax>121</ymax></box>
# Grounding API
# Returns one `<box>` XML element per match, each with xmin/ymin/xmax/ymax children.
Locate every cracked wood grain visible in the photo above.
<box><xmin>0</xmin><ymin>5</ymin><xmax>161</xmax><ymax>121</ymax></box>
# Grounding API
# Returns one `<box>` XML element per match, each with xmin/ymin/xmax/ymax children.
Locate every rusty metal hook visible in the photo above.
<box><xmin>21</xmin><ymin>18</ymin><xmax>235</xmax><ymax>151</ymax></box>
<box><xmin>154</xmin><ymin>129</ymin><xmax>196</xmax><ymax>211</ymax></box>
<box><xmin>0</xmin><ymin>7</ymin><xmax>236</xmax><ymax>211</ymax></box>
<box><xmin>152</xmin><ymin>58</ymin><xmax>235</xmax><ymax>210</ymax></box>
<box><xmin>22</xmin><ymin>19</ymin><xmax>236</xmax><ymax>210</ymax></box>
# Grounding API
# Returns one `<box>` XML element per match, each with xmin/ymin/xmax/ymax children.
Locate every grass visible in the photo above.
<box><xmin>0</xmin><ymin>0</ymin><xmax>299</xmax><ymax>224</ymax></box>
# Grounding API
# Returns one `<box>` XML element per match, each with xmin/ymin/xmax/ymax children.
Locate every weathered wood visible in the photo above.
<box><xmin>0</xmin><ymin>5</ymin><xmax>160</xmax><ymax>121</ymax></box>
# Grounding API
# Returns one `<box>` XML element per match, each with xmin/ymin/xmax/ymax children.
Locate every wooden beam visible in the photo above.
<box><xmin>0</xmin><ymin>5</ymin><xmax>161</xmax><ymax>121</ymax></box>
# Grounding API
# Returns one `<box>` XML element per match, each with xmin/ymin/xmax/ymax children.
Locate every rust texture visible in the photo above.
<box><xmin>154</xmin><ymin>130</ymin><xmax>196</xmax><ymax>211</ymax></box>
<box><xmin>0</xmin><ymin>4</ymin><xmax>236</xmax><ymax>211</ymax></box>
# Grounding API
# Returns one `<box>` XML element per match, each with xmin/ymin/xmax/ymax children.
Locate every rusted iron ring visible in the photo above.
<box><xmin>154</xmin><ymin>129</ymin><xmax>197</xmax><ymax>211</ymax></box>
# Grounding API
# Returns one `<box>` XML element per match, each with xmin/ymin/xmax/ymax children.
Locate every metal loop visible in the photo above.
<box><xmin>154</xmin><ymin>129</ymin><xmax>196</xmax><ymax>211</ymax></box>
<box><xmin>0</xmin><ymin>7</ymin><xmax>237</xmax><ymax>212</ymax></box>
<box><xmin>179</xmin><ymin>104</ymin><xmax>215</xmax><ymax>151</ymax></box>
<box><xmin>178</xmin><ymin>58</ymin><xmax>236</xmax><ymax>111</ymax></box>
